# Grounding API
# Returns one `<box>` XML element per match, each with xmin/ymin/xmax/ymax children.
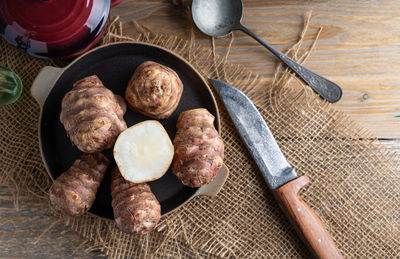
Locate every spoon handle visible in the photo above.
<box><xmin>238</xmin><ymin>24</ymin><xmax>342</xmax><ymax>103</ymax></box>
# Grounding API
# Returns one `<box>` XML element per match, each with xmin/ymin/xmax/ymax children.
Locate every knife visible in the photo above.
<box><xmin>211</xmin><ymin>79</ymin><xmax>343</xmax><ymax>259</ymax></box>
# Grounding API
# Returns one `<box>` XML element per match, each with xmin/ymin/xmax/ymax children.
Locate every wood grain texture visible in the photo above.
<box><xmin>274</xmin><ymin>175</ymin><xmax>343</xmax><ymax>259</ymax></box>
<box><xmin>2</xmin><ymin>1</ymin><xmax>400</xmax><ymax>258</ymax></box>
<box><xmin>380</xmin><ymin>139</ymin><xmax>400</xmax><ymax>154</ymax></box>
<box><xmin>0</xmin><ymin>186</ymin><xmax>105</xmax><ymax>259</ymax></box>
<box><xmin>111</xmin><ymin>0</ymin><xmax>400</xmax><ymax>138</ymax></box>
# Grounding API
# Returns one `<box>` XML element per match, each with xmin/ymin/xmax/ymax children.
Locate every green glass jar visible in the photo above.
<box><xmin>0</xmin><ymin>63</ymin><xmax>23</xmax><ymax>106</ymax></box>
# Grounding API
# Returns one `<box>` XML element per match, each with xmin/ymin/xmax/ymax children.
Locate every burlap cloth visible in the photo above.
<box><xmin>1</xmin><ymin>15</ymin><xmax>399</xmax><ymax>258</ymax></box>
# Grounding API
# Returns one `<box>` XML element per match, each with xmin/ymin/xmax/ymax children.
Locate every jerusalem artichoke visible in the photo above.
<box><xmin>49</xmin><ymin>153</ymin><xmax>109</xmax><ymax>216</ymax></box>
<box><xmin>111</xmin><ymin>168</ymin><xmax>161</xmax><ymax>234</ymax></box>
<box><xmin>60</xmin><ymin>75</ymin><xmax>127</xmax><ymax>153</ymax></box>
<box><xmin>125</xmin><ymin>61</ymin><xmax>183</xmax><ymax>119</ymax></box>
<box><xmin>114</xmin><ymin>120</ymin><xmax>174</xmax><ymax>183</ymax></box>
<box><xmin>172</xmin><ymin>108</ymin><xmax>224</xmax><ymax>187</ymax></box>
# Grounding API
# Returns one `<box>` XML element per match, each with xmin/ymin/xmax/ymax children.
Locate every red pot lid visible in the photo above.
<box><xmin>0</xmin><ymin>0</ymin><xmax>113</xmax><ymax>59</ymax></box>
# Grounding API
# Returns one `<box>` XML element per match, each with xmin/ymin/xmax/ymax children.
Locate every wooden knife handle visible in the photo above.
<box><xmin>274</xmin><ymin>175</ymin><xmax>343</xmax><ymax>259</ymax></box>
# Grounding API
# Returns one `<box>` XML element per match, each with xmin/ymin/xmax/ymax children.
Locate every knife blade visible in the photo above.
<box><xmin>211</xmin><ymin>78</ymin><xmax>343</xmax><ymax>259</ymax></box>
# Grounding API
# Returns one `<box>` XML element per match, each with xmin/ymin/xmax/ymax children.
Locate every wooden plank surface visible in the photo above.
<box><xmin>0</xmin><ymin>186</ymin><xmax>105</xmax><ymax>258</ymax></box>
<box><xmin>2</xmin><ymin>0</ymin><xmax>400</xmax><ymax>258</ymax></box>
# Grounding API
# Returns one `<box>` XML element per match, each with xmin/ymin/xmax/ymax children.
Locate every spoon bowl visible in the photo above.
<box><xmin>192</xmin><ymin>0</ymin><xmax>243</xmax><ymax>37</ymax></box>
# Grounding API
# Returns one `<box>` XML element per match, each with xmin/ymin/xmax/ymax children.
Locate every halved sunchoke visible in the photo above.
<box><xmin>172</xmin><ymin>108</ymin><xmax>224</xmax><ymax>187</ymax></box>
<box><xmin>49</xmin><ymin>153</ymin><xmax>109</xmax><ymax>216</ymax></box>
<box><xmin>111</xmin><ymin>168</ymin><xmax>161</xmax><ymax>234</ymax></box>
<box><xmin>113</xmin><ymin>120</ymin><xmax>174</xmax><ymax>183</ymax></box>
<box><xmin>60</xmin><ymin>75</ymin><xmax>127</xmax><ymax>153</ymax></box>
<box><xmin>125</xmin><ymin>61</ymin><xmax>183</xmax><ymax>119</ymax></box>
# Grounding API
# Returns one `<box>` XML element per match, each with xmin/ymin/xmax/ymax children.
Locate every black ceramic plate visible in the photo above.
<box><xmin>40</xmin><ymin>42</ymin><xmax>219</xmax><ymax>219</ymax></box>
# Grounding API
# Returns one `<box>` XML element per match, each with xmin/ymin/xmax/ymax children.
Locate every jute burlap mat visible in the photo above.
<box><xmin>1</xmin><ymin>16</ymin><xmax>399</xmax><ymax>258</ymax></box>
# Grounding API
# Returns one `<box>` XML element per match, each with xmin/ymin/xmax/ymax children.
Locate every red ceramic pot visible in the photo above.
<box><xmin>0</xmin><ymin>0</ymin><xmax>122</xmax><ymax>59</ymax></box>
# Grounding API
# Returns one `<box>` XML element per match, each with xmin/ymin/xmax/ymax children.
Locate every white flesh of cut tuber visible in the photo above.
<box><xmin>114</xmin><ymin>120</ymin><xmax>174</xmax><ymax>183</ymax></box>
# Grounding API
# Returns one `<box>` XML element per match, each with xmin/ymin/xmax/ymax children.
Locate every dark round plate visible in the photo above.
<box><xmin>40</xmin><ymin>42</ymin><xmax>219</xmax><ymax>219</ymax></box>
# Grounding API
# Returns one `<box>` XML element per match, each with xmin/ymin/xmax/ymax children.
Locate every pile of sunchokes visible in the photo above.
<box><xmin>51</xmin><ymin>64</ymin><xmax>224</xmax><ymax>235</ymax></box>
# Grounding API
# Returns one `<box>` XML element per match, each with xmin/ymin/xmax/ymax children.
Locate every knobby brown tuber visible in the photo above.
<box><xmin>125</xmin><ymin>61</ymin><xmax>183</xmax><ymax>119</ymax></box>
<box><xmin>49</xmin><ymin>153</ymin><xmax>110</xmax><ymax>216</ymax></box>
<box><xmin>60</xmin><ymin>75</ymin><xmax>127</xmax><ymax>153</ymax></box>
<box><xmin>172</xmin><ymin>108</ymin><xmax>224</xmax><ymax>187</ymax></box>
<box><xmin>111</xmin><ymin>168</ymin><xmax>161</xmax><ymax>234</ymax></box>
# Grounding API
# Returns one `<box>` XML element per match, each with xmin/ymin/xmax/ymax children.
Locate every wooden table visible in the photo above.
<box><xmin>1</xmin><ymin>0</ymin><xmax>399</xmax><ymax>257</ymax></box>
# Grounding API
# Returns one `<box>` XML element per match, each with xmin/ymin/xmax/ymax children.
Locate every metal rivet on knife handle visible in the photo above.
<box><xmin>274</xmin><ymin>176</ymin><xmax>343</xmax><ymax>259</ymax></box>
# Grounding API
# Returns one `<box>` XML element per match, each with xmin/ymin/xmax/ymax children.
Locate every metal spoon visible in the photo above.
<box><xmin>192</xmin><ymin>0</ymin><xmax>343</xmax><ymax>103</ymax></box>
